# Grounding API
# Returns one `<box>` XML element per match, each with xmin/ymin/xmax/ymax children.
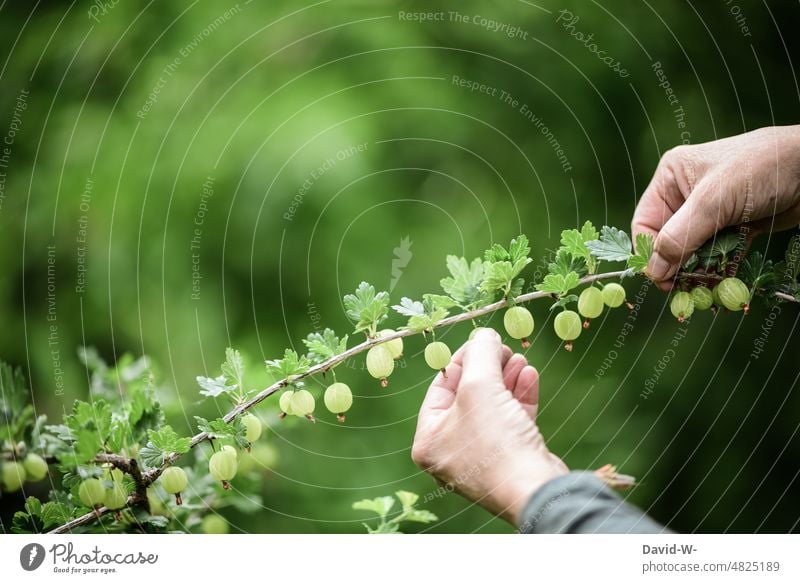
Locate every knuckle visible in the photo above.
<box><xmin>411</xmin><ymin>441</ymin><xmax>433</xmax><ymax>469</ymax></box>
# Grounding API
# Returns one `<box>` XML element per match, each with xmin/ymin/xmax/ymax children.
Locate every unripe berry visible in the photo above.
<box><xmin>716</xmin><ymin>277</ymin><xmax>750</xmax><ymax>312</ymax></box>
<box><xmin>366</xmin><ymin>345</ymin><xmax>394</xmax><ymax>387</ymax></box>
<box><xmin>690</xmin><ymin>286</ymin><xmax>714</xmax><ymax>311</ymax></box>
<box><xmin>209</xmin><ymin>450</ymin><xmax>238</xmax><ymax>487</ymax></box>
<box><xmin>241</xmin><ymin>413</ymin><xmax>262</xmax><ymax>443</ymax></box>
<box><xmin>503</xmin><ymin>306</ymin><xmax>535</xmax><ymax>347</ymax></box>
<box><xmin>2</xmin><ymin>461</ymin><xmax>26</xmax><ymax>492</ymax></box>
<box><xmin>23</xmin><ymin>453</ymin><xmax>48</xmax><ymax>482</ymax></box>
<box><xmin>290</xmin><ymin>389</ymin><xmax>316</xmax><ymax>421</ymax></box>
<box><xmin>78</xmin><ymin>478</ymin><xmax>106</xmax><ymax>508</ymax></box>
<box><xmin>221</xmin><ymin>445</ymin><xmax>238</xmax><ymax>460</ymax></box>
<box><xmin>104</xmin><ymin>482</ymin><xmax>128</xmax><ymax>510</ymax></box>
<box><xmin>424</xmin><ymin>341</ymin><xmax>452</xmax><ymax>374</ymax></box>
<box><xmin>202</xmin><ymin>514</ymin><xmax>229</xmax><ymax>534</ymax></box>
<box><xmin>602</xmin><ymin>283</ymin><xmax>626</xmax><ymax>308</ymax></box>
<box><xmin>577</xmin><ymin>286</ymin><xmax>604</xmax><ymax>327</ymax></box>
<box><xmin>670</xmin><ymin>291</ymin><xmax>694</xmax><ymax>322</ymax></box>
<box><xmin>239</xmin><ymin>442</ymin><xmax>279</xmax><ymax>473</ymax></box>
<box><xmin>160</xmin><ymin>466</ymin><xmax>188</xmax><ymax>505</ymax></box>
<box><xmin>279</xmin><ymin>391</ymin><xmax>294</xmax><ymax>418</ymax></box>
<box><xmin>324</xmin><ymin>382</ymin><xmax>353</xmax><ymax>422</ymax></box>
<box><xmin>377</xmin><ymin>329</ymin><xmax>403</xmax><ymax>359</ymax></box>
<box><xmin>147</xmin><ymin>488</ymin><xmax>168</xmax><ymax>516</ymax></box>
<box><xmin>554</xmin><ymin>310</ymin><xmax>582</xmax><ymax>351</ymax></box>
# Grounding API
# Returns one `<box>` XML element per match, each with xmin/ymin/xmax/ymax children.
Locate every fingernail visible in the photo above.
<box><xmin>475</xmin><ymin>328</ymin><xmax>498</xmax><ymax>341</ymax></box>
<box><xmin>647</xmin><ymin>252</ymin><xmax>671</xmax><ymax>281</ymax></box>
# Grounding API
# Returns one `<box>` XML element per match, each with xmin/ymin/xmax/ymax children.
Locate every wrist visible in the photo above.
<box><xmin>490</xmin><ymin>457</ymin><xmax>568</xmax><ymax>526</ymax></box>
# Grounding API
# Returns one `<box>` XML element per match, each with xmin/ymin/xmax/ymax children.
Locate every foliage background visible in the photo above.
<box><xmin>1</xmin><ymin>0</ymin><xmax>798</xmax><ymax>533</ymax></box>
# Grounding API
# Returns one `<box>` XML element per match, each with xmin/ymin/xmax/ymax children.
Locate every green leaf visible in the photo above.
<box><xmin>0</xmin><ymin>362</ymin><xmax>28</xmax><ymax>418</ymax></box>
<box><xmin>65</xmin><ymin>400</ymin><xmax>113</xmax><ymax>444</ymax></box>
<box><xmin>629</xmin><ymin>232</ymin><xmax>654</xmax><ymax>271</ymax></box>
<box><xmin>439</xmin><ymin>256</ymin><xmax>487</xmax><ymax>306</ymax></box>
<box><xmin>710</xmin><ymin>231</ymin><xmax>741</xmax><ymax>256</ymax></box>
<box><xmin>548</xmin><ymin>248</ymin><xmax>587</xmax><ymax>278</ymax></box>
<box><xmin>535</xmin><ymin>272</ymin><xmax>581</xmax><ymax>296</ymax></box>
<box><xmin>196</xmin><ymin>375</ymin><xmax>235</xmax><ymax>398</ymax></box>
<box><xmin>148</xmin><ymin>426</ymin><xmax>191</xmax><ymax>454</ymax></box>
<box><xmin>396</xmin><ymin>296</ymin><xmax>449</xmax><ymax>332</ymax></box>
<box><xmin>265</xmin><ymin>349</ymin><xmax>312</xmax><ymax>380</ymax></box>
<box><xmin>392</xmin><ymin>297</ymin><xmax>424</xmax><ymax>317</ymax></box>
<box><xmin>352</xmin><ymin>496</ymin><xmax>395</xmax><ymax>518</ymax></box>
<box><xmin>404</xmin><ymin>509</ymin><xmax>439</xmax><ymax>524</ymax></box>
<box><xmin>221</xmin><ymin>348</ymin><xmax>246</xmax><ymax>392</ymax></box>
<box><xmin>303</xmin><ymin>329</ymin><xmax>348</xmax><ymax>364</ymax></box>
<box><xmin>395</xmin><ymin>490</ymin><xmax>419</xmax><ymax>508</ymax></box>
<box><xmin>580</xmin><ymin>220</ymin><xmax>599</xmax><ymax>242</ymax></box>
<box><xmin>40</xmin><ymin>501</ymin><xmax>72</xmax><ymax>530</ymax></box>
<box><xmin>485</xmin><ymin>235</ymin><xmax>531</xmax><ymax>263</ymax></box>
<box><xmin>140</xmin><ymin>425</ymin><xmax>191</xmax><ymax>468</ymax></box>
<box><xmin>343</xmin><ymin>282</ymin><xmax>390</xmax><ymax>334</ymax></box>
<box><xmin>585</xmin><ymin>226</ymin><xmax>633</xmax><ymax>262</ymax></box>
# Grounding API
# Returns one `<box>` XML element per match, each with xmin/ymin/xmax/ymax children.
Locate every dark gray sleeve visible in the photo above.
<box><xmin>518</xmin><ymin>471</ymin><xmax>672</xmax><ymax>534</ymax></box>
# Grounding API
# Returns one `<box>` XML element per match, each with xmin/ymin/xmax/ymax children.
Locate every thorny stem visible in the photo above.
<box><xmin>46</xmin><ymin>270</ymin><xmax>799</xmax><ymax>533</ymax></box>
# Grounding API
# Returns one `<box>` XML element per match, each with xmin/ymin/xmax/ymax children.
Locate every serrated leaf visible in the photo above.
<box><xmin>196</xmin><ymin>375</ymin><xmax>235</xmax><ymax>398</ymax></box>
<box><xmin>404</xmin><ymin>509</ymin><xmax>439</xmax><ymax>524</ymax></box>
<box><xmin>439</xmin><ymin>256</ymin><xmax>487</xmax><ymax>306</ymax></box>
<box><xmin>580</xmin><ymin>220</ymin><xmax>599</xmax><ymax>242</ymax></box>
<box><xmin>353</xmin><ymin>496</ymin><xmax>395</xmax><ymax>518</ymax></box>
<box><xmin>398</xmin><ymin>296</ymin><xmax>449</xmax><ymax>332</ymax></box>
<box><xmin>422</xmin><ymin>294</ymin><xmax>458</xmax><ymax>310</ymax></box>
<box><xmin>711</xmin><ymin>230</ymin><xmax>741</xmax><ymax>256</ymax></box>
<box><xmin>585</xmin><ymin>226</ymin><xmax>633</xmax><ymax>262</ymax></box>
<box><xmin>265</xmin><ymin>349</ymin><xmax>311</xmax><ymax>380</ymax></box>
<box><xmin>535</xmin><ymin>272</ymin><xmax>581</xmax><ymax>296</ymax></box>
<box><xmin>221</xmin><ymin>348</ymin><xmax>246</xmax><ymax>392</ymax></box>
<box><xmin>303</xmin><ymin>329</ymin><xmax>348</xmax><ymax>364</ymax></box>
<box><xmin>140</xmin><ymin>425</ymin><xmax>191</xmax><ymax>467</ymax></box>
<box><xmin>65</xmin><ymin>400</ymin><xmax>112</xmax><ymax>444</ymax></box>
<box><xmin>549</xmin><ymin>248</ymin><xmax>587</xmax><ymax>278</ymax></box>
<box><xmin>148</xmin><ymin>426</ymin><xmax>191</xmax><ymax>454</ymax></box>
<box><xmin>392</xmin><ymin>297</ymin><xmax>424</xmax><ymax>317</ymax></box>
<box><xmin>343</xmin><ymin>282</ymin><xmax>390</xmax><ymax>334</ymax></box>
<box><xmin>395</xmin><ymin>490</ymin><xmax>419</xmax><ymax>508</ymax></box>
<box><xmin>627</xmin><ymin>255</ymin><xmax>648</xmax><ymax>272</ymax></box>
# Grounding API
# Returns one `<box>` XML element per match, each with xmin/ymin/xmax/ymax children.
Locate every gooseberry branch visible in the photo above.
<box><xmin>46</xmin><ymin>268</ymin><xmax>799</xmax><ymax>533</ymax></box>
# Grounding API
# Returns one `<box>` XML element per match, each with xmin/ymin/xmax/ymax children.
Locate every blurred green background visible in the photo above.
<box><xmin>1</xmin><ymin>0</ymin><xmax>798</xmax><ymax>533</ymax></box>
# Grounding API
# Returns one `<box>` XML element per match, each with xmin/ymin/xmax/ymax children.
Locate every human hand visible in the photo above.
<box><xmin>632</xmin><ymin>125</ymin><xmax>800</xmax><ymax>290</ymax></box>
<box><xmin>411</xmin><ymin>328</ymin><xmax>568</xmax><ymax>526</ymax></box>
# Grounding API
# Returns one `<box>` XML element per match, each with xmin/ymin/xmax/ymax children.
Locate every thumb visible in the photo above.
<box><xmin>648</xmin><ymin>180</ymin><xmax>723</xmax><ymax>282</ymax></box>
<box><xmin>459</xmin><ymin>328</ymin><xmax>505</xmax><ymax>392</ymax></box>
